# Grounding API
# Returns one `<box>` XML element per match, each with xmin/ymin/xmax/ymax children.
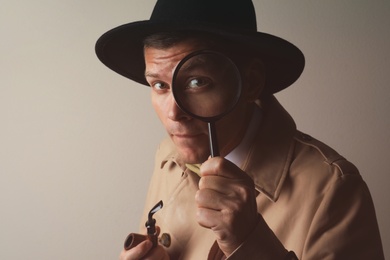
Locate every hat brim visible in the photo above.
<box><xmin>95</xmin><ymin>20</ymin><xmax>305</xmax><ymax>96</ymax></box>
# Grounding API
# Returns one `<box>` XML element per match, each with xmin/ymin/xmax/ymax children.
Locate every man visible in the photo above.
<box><xmin>95</xmin><ymin>0</ymin><xmax>384</xmax><ymax>259</ymax></box>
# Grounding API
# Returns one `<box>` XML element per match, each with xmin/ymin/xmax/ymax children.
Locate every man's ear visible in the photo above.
<box><xmin>242</xmin><ymin>59</ymin><xmax>266</xmax><ymax>102</ymax></box>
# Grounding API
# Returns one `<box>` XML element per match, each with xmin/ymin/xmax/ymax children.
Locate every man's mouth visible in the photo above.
<box><xmin>172</xmin><ymin>133</ymin><xmax>204</xmax><ymax>139</ymax></box>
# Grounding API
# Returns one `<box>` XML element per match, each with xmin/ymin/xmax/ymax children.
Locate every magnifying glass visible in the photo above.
<box><xmin>172</xmin><ymin>50</ymin><xmax>242</xmax><ymax>157</ymax></box>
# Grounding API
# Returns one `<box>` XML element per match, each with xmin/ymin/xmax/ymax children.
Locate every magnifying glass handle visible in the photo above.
<box><xmin>208</xmin><ymin>122</ymin><xmax>220</xmax><ymax>157</ymax></box>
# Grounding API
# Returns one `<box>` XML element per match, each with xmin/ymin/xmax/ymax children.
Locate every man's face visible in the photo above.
<box><xmin>145</xmin><ymin>40</ymin><xmax>253</xmax><ymax>164</ymax></box>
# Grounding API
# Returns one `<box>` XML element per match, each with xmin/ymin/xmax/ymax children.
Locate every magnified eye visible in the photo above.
<box><xmin>186</xmin><ymin>77</ymin><xmax>211</xmax><ymax>90</ymax></box>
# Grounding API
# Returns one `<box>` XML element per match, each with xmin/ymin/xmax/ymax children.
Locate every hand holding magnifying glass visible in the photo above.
<box><xmin>173</xmin><ymin>52</ymin><xmax>261</xmax><ymax>256</ymax></box>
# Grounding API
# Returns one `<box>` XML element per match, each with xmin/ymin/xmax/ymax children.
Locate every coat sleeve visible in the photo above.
<box><xmin>230</xmin><ymin>215</ymin><xmax>294</xmax><ymax>259</ymax></box>
<box><xmin>300</xmin><ymin>171</ymin><xmax>384</xmax><ymax>259</ymax></box>
<box><xmin>209</xmin><ymin>167</ymin><xmax>384</xmax><ymax>260</ymax></box>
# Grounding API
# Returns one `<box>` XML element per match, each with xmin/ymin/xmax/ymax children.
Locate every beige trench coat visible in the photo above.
<box><xmin>140</xmin><ymin>96</ymin><xmax>384</xmax><ymax>259</ymax></box>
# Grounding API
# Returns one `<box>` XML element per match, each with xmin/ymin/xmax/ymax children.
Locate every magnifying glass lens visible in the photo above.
<box><xmin>173</xmin><ymin>51</ymin><xmax>241</xmax><ymax>120</ymax></box>
<box><xmin>172</xmin><ymin>50</ymin><xmax>242</xmax><ymax>157</ymax></box>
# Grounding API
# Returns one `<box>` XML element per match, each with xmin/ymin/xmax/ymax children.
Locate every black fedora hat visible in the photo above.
<box><xmin>95</xmin><ymin>0</ymin><xmax>305</xmax><ymax>96</ymax></box>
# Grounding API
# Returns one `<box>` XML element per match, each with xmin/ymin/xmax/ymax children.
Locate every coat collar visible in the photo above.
<box><xmin>159</xmin><ymin>95</ymin><xmax>296</xmax><ymax>202</ymax></box>
<box><xmin>242</xmin><ymin>96</ymin><xmax>296</xmax><ymax>202</ymax></box>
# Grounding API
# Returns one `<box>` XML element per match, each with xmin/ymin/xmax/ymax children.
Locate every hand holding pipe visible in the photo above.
<box><xmin>123</xmin><ymin>200</ymin><xmax>164</xmax><ymax>250</ymax></box>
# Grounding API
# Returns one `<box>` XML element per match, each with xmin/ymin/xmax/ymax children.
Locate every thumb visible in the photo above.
<box><xmin>200</xmin><ymin>157</ymin><xmax>244</xmax><ymax>179</ymax></box>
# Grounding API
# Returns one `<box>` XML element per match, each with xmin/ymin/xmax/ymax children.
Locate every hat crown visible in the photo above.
<box><xmin>150</xmin><ymin>0</ymin><xmax>257</xmax><ymax>31</ymax></box>
<box><xmin>95</xmin><ymin>0</ymin><xmax>305</xmax><ymax>95</ymax></box>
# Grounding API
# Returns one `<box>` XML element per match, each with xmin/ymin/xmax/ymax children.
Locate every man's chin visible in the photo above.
<box><xmin>172</xmin><ymin>138</ymin><xmax>209</xmax><ymax>163</ymax></box>
<box><xmin>177</xmin><ymin>148</ymin><xmax>209</xmax><ymax>164</ymax></box>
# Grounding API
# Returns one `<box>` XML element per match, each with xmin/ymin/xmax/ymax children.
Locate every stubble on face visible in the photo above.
<box><xmin>145</xmin><ymin>41</ymin><xmax>212</xmax><ymax>164</ymax></box>
<box><xmin>144</xmin><ymin>39</ymin><xmax>255</xmax><ymax>164</ymax></box>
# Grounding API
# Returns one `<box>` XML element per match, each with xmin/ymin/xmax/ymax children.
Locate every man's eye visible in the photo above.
<box><xmin>152</xmin><ymin>82</ymin><xmax>167</xmax><ymax>90</ymax></box>
<box><xmin>186</xmin><ymin>77</ymin><xmax>211</xmax><ymax>89</ymax></box>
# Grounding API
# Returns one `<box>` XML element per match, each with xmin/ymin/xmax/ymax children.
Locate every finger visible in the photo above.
<box><xmin>120</xmin><ymin>240</ymin><xmax>153</xmax><ymax>260</ymax></box>
<box><xmin>143</xmin><ymin>245</ymin><xmax>169</xmax><ymax>260</ymax></box>
<box><xmin>200</xmin><ymin>157</ymin><xmax>247</xmax><ymax>180</ymax></box>
<box><xmin>198</xmin><ymin>175</ymin><xmax>223</xmax><ymax>191</ymax></box>
<box><xmin>196</xmin><ymin>200</ymin><xmax>259</xmax><ymax>253</ymax></box>
<box><xmin>198</xmin><ymin>174</ymin><xmax>250</xmax><ymax>192</ymax></box>
<box><xmin>198</xmin><ymin>174</ymin><xmax>255</xmax><ymax>207</ymax></box>
<box><xmin>195</xmin><ymin>188</ymin><xmax>226</xmax><ymax>210</ymax></box>
<box><xmin>196</xmin><ymin>207</ymin><xmax>221</xmax><ymax>229</ymax></box>
<box><xmin>196</xmin><ymin>187</ymin><xmax>251</xmax><ymax>219</ymax></box>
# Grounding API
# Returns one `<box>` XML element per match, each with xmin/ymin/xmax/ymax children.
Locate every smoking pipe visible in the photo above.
<box><xmin>123</xmin><ymin>200</ymin><xmax>164</xmax><ymax>250</ymax></box>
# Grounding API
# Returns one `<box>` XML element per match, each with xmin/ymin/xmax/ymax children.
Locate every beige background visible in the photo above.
<box><xmin>1</xmin><ymin>0</ymin><xmax>389</xmax><ymax>259</ymax></box>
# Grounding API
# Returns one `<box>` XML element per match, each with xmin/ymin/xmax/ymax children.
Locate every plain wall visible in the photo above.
<box><xmin>1</xmin><ymin>1</ymin><xmax>389</xmax><ymax>259</ymax></box>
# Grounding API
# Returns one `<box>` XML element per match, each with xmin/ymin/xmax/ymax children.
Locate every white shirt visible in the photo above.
<box><xmin>225</xmin><ymin>105</ymin><xmax>262</xmax><ymax>168</ymax></box>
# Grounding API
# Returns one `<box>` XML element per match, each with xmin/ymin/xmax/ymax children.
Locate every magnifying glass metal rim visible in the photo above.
<box><xmin>172</xmin><ymin>49</ymin><xmax>243</xmax><ymax>122</ymax></box>
<box><xmin>172</xmin><ymin>49</ymin><xmax>243</xmax><ymax>157</ymax></box>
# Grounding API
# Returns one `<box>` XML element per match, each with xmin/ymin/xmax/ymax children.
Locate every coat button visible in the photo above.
<box><xmin>159</xmin><ymin>233</ymin><xmax>171</xmax><ymax>247</ymax></box>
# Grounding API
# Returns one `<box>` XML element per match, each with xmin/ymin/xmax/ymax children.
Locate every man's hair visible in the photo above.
<box><xmin>143</xmin><ymin>31</ymin><xmax>259</xmax><ymax>71</ymax></box>
<box><xmin>143</xmin><ymin>31</ymin><xmax>226</xmax><ymax>50</ymax></box>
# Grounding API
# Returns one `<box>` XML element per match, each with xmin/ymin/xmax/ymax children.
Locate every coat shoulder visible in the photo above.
<box><xmin>294</xmin><ymin>131</ymin><xmax>360</xmax><ymax>177</ymax></box>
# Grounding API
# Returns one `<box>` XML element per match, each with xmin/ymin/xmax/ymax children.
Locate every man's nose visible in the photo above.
<box><xmin>167</xmin><ymin>94</ymin><xmax>190</xmax><ymax>121</ymax></box>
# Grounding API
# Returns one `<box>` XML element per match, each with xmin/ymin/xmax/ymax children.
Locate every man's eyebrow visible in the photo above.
<box><xmin>145</xmin><ymin>71</ymin><xmax>159</xmax><ymax>78</ymax></box>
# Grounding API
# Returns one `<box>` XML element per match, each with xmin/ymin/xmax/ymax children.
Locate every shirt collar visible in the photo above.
<box><xmin>225</xmin><ymin>104</ymin><xmax>262</xmax><ymax>168</ymax></box>
<box><xmin>242</xmin><ymin>96</ymin><xmax>296</xmax><ymax>202</ymax></box>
